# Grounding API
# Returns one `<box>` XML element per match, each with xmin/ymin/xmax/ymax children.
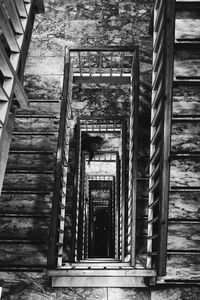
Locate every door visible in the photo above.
<box><xmin>88</xmin><ymin>184</ymin><xmax>114</xmax><ymax>258</ymax></box>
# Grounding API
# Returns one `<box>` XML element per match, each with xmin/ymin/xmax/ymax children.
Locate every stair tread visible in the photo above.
<box><xmin>176</xmin><ymin>1</ymin><xmax>200</xmax><ymax>10</ymax></box>
<box><xmin>173</xmin><ymin>79</ymin><xmax>200</xmax><ymax>86</ymax></box>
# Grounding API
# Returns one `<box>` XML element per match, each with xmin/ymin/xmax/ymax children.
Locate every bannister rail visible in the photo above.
<box><xmin>0</xmin><ymin>0</ymin><xmax>44</xmax><ymax>193</ymax></box>
<box><xmin>48</xmin><ymin>62</ymin><xmax>72</xmax><ymax>269</ymax></box>
<box><xmin>127</xmin><ymin>48</ymin><xmax>139</xmax><ymax>266</ymax></box>
<box><xmin>147</xmin><ymin>0</ymin><xmax>175</xmax><ymax>276</ymax></box>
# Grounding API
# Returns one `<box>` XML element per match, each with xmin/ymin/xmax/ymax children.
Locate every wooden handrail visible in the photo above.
<box><xmin>47</xmin><ymin>63</ymin><xmax>71</xmax><ymax>269</ymax></box>
<box><xmin>147</xmin><ymin>0</ymin><xmax>175</xmax><ymax>276</ymax></box>
<box><xmin>0</xmin><ymin>0</ymin><xmax>44</xmax><ymax>194</ymax></box>
<box><xmin>128</xmin><ymin>48</ymin><xmax>139</xmax><ymax>266</ymax></box>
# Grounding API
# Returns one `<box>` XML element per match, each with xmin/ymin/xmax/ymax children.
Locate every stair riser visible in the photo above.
<box><xmin>171</xmin><ymin>122</ymin><xmax>200</xmax><ymax>152</ymax></box>
<box><xmin>6</xmin><ymin>153</ymin><xmax>55</xmax><ymax>171</ymax></box>
<box><xmin>10</xmin><ymin>134</ymin><xmax>58</xmax><ymax>151</ymax></box>
<box><xmin>3</xmin><ymin>173</ymin><xmax>54</xmax><ymax>190</ymax></box>
<box><xmin>13</xmin><ymin>117</ymin><xmax>59</xmax><ymax>133</ymax></box>
<box><xmin>0</xmin><ymin>193</ymin><xmax>52</xmax><ymax>214</ymax></box>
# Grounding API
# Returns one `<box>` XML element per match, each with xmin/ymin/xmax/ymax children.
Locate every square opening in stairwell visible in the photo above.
<box><xmin>48</xmin><ymin>48</ymin><xmax>146</xmax><ymax>272</ymax></box>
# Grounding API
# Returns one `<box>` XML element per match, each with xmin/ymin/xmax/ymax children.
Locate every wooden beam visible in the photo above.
<box><xmin>157</xmin><ymin>0</ymin><xmax>176</xmax><ymax>276</ymax></box>
<box><xmin>73</xmin><ymin>76</ymin><xmax>130</xmax><ymax>84</ymax></box>
<box><xmin>14</xmin><ymin>0</ymin><xmax>27</xmax><ymax>18</ymax></box>
<box><xmin>47</xmin><ymin>268</ymin><xmax>157</xmax><ymax>277</ymax></box>
<box><xmin>0</xmin><ymin>2</ymin><xmax>20</xmax><ymax>52</ymax></box>
<box><xmin>13</xmin><ymin>77</ymin><xmax>29</xmax><ymax>108</ymax></box>
<box><xmin>130</xmin><ymin>48</ymin><xmax>139</xmax><ymax>266</ymax></box>
<box><xmin>0</xmin><ymin>111</ymin><xmax>16</xmax><ymax>195</ymax></box>
<box><xmin>4</xmin><ymin>0</ymin><xmax>24</xmax><ymax>34</ymax></box>
<box><xmin>0</xmin><ymin>42</ymin><xmax>29</xmax><ymax>108</ymax></box>
<box><xmin>51</xmin><ymin>276</ymin><xmax>148</xmax><ymax>288</ymax></box>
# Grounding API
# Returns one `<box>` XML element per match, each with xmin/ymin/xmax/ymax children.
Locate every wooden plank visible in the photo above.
<box><xmin>168</xmin><ymin>222</ymin><xmax>200</xmax><ymax>250</ymax></box>
<box><xmin>47</xmin><ymin>268</ymin><xmax>156</xmax><ymax>277</ymax></box>
<box><xmin>121</xmin><ymin>120</ymin><xmax>127</xmax><ymax>261</ymax></box>
<box><xmin>130</xmin><ymin>48</ymin><xmax>139</xmax><ymax>266</ymax></box>
<box><xmin>0</xmin><ymin>243</ymin><xmax>47</xmax><ymax>266</ymax></box>
<box><xmin>16</xmin><ymin>100</ymin><xmax>60</xmax><ymax>115</ymax></box>
<box><xmin>13</xmin><ymin>116</ymin><xmax>59</xmax><ymax>132</ymax></box>
<box><xmin>0</xmin><ymin>42</ymin><xmax>29</xmax><ymax>107</ymax></box>
<box><xmin>3</xmin><ymin>172</ymin><xmax>54</xmax><ymax>190</ymax></box>
<box><xmin>0</xmin><ymin>2</ymin><xmax>20</xmax><ymax>52</ymax></box>
<box><xmin>14</xmin><ymin>0</ymin><xmax>27</xmax><ymax>18</ymax></box>
<box><xmin>169</xmin><ymin>191</ymin><xmax>200</xmax><ymax>219</ymax></box>
<box><xmin>174</xmin><ymin>49</ymin><xmax>200</xmax><ymax>78</ymax></box>
<box><xmin>173</xmin><ymin>86</ymin><xmax>200</xmax><ymax>116</ymax></box>
<box><xmin>0</xmin><ymin>112</ymin><xmax>15</xmax><ymax>193</ymax></box>
<box><xmin>171</xmin><ymin>122</ymin><xmax>200</xmax><ymax>153</ymax></box>
<box><xmin>164</xmin><ymin>254</ymin><xmax>200</xmax><ymax>281</ymax></box>
<box><xmin>73</xmin><ymin>76</ymin><xmax>130</xmax><ymax>84</ymax></box>
<box><xmin>4</xmin><ymin>0</ymin><xmax>24</xmax><ymax>34</ymax></box>
<box><xmin>6</xmin><ymin>152</ymin><xmax>54</xmax><ymax>171</ymax></box>
<box><xmin>175</xmin><ymin>11</ymin><xmax>200</xmax><ymax>41</ymax></box>
<box><xmin>0</xmin><ymin>217</ymin><xmax>49</xmax><ymax>240</ymax></box>
<box><xmin>170</xmin><ymin>158</ymin><xmax>200</xmax><ymax>187</ymax></box>
<box><xmin>13</xmin><ymin>78</ymin><xmax>29</xmax><ymax>108</ymax></box>
<box><xmin>0</xmin><ymin>192</ymin><xmax>52</xmax><ymax>214</ymax></box>
<box><xmin>156</xmin><ymin>0</ymin><xmax>176</xmax><ymax>276</ymax></box>
<box><xmin>48</xmin><ymin>63</ymin><xmax>70</xmax><ymax>269</ymax></box>
<box><xmin>51</xmin><ymin>276</ymin><xmax>147</xmax><ymax>287</ymax></box>
<box><xmin>10</xmin><ymin>133</ymin><xmax>58</xmax><ymax>151</ymax></box>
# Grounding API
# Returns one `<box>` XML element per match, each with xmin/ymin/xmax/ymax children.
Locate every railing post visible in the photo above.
<box><xmin>129</xmin><ymin>47</ymin><xmax>139</xmax><ymax>266</ymax></box>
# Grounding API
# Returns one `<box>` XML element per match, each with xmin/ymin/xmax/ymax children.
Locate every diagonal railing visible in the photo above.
<box><xmin>146</xmin><ymin>0</ymin><xmax>175</xmax><ymax>276</ymax></box>
<box><xmin>0</xmin><ymin>0</ymin><xmax>44</xmax><ymax>193</ymax></box>
<box><xmin>48</xmin><ymin>61</ymin><xmax>73</xmax><ymax>269</ymax></box>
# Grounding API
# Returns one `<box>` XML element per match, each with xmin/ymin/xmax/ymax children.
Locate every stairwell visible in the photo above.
<box><xmin>0</xmin><ymin>0</ymin><xmax>200</xmax><ymax>298</ymax></box>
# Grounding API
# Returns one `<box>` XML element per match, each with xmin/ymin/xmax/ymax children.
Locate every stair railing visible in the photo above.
<box><xmin>70</xmin><ymin>48</ymin><xmax>134</xmax><ymax>78</ymax></box>
<box><xmin>127</xmin><ymin>48</ymin><xmax>139</xmax><ymax>266</ymax></box>
<box><xmin>48</xmin><ymin>60</ymin><xmax>72</xmax><ymax>269</ymax></box>
<box><xmin>146</xmin><ymin>0</ymin><xmax>175</xmax><ymax>276</ymax></box>
<box><xmin>0</xmin><ymin>0</ymin><xmax>44</xmax><ymax>193</ymax></box>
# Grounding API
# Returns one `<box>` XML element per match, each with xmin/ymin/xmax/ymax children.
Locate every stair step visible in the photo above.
<box><xmin>16</xmin><ymin>100</ymin><xmax>60</xmax><ymax>115</ymax></box>
<box><xmin>13</xmin><ymin>116</ymin><xmax>59</xmax><ymax>132</ymax></box>
<box><xmin>12</xmin><ymin>131</ymin><xmax>57</xmax><ymax>135</ymax></box>
<box><xmin>10</xmin><ymin>133</ymin><xmax>58</xmax><ymax>151</ymax></box>
<box><xmin>5</xmin><ymin>170</ymin><xmax>53</xmax><ymax>174</ymax></box>
<box><xmin>9</xmin><ymin>150</ymin><xmax>54</xmax><ymax>154</ymax></box>
<box><xmin>171</xmin><ymin>152</ymin><xmax>200</xmax><ymax>157</ymax></box>
<box><xmin>6</xmin><ymin>152</ymin><xmax>54</xmax><ymax>172</ymax></box>
<box><xmin>50</xmin><ymin>276</ymin><xmax>149</xmax><ymax>288</ymax></box>
<box><xmin>172</xmin><ymin>116</ymin><xmax>200</xmax><ymax>122</ymax></box>
<box><xmin>0</xmin><ymin>213</ymin><xmax>50</xmax><ymax>218</ymax></box>
<box><xmin>170</xmin><ymin>187</ymin><xmax>200</xmax><ymax>192</ymax></box>
<box><xmin>174</xmin><ymin>79</ymin><xmax>200</xmax><ymax>86</ymax></box>
<box><xmin>3</xmin><ymin>172</ymin><xmax>54</xmax><ymax>191</ymax></box>
<box><xmin>175</xmin><ymin>41</ymin><xmax>200</xmax><ymax>49</ymax></box>
<box><xmin>47</xmin><ymin>268</ymin><xmax>156</xmax><ymax>277</ymax></box>
<box><xmin>176</xmin><ymin>1</ymin><xmax>200</xmax><ymax>10</ymax></box>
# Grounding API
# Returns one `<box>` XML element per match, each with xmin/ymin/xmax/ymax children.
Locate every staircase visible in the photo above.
<box><xmin>148</xmin><ymin>0</ymin><xmax>200</xmax><ymax>282</ymax></box>
<box><xmin>1</xmin><ymin>0</ymin><xmax>200</xmax><ymax>292</ymax></box>
<box><xmin>163</xmin><ymin>0</ymin><xmax>200</xmax><ymax>282</ymax></box>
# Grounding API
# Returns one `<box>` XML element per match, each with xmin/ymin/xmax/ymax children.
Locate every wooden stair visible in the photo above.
<box><xmin>47</xmin><ymin>263</ymin><xmax>156</xmax><ymax>287</ymax></box>
<box><xmin>157</xmin><ymin>0</ymin><xmax>200</xmax><ymax>283</ymax></box>
<box><xmin>0</xmin><ymin>101</ymin><xmax>59</xmax><ymax>270</ymax></box>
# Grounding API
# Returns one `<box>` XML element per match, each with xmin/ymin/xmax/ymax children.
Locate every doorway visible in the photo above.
<box><xmin>88</xmin><ymin>181</ymin><xmax>115</xmax><ymax>258</ymax></box>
